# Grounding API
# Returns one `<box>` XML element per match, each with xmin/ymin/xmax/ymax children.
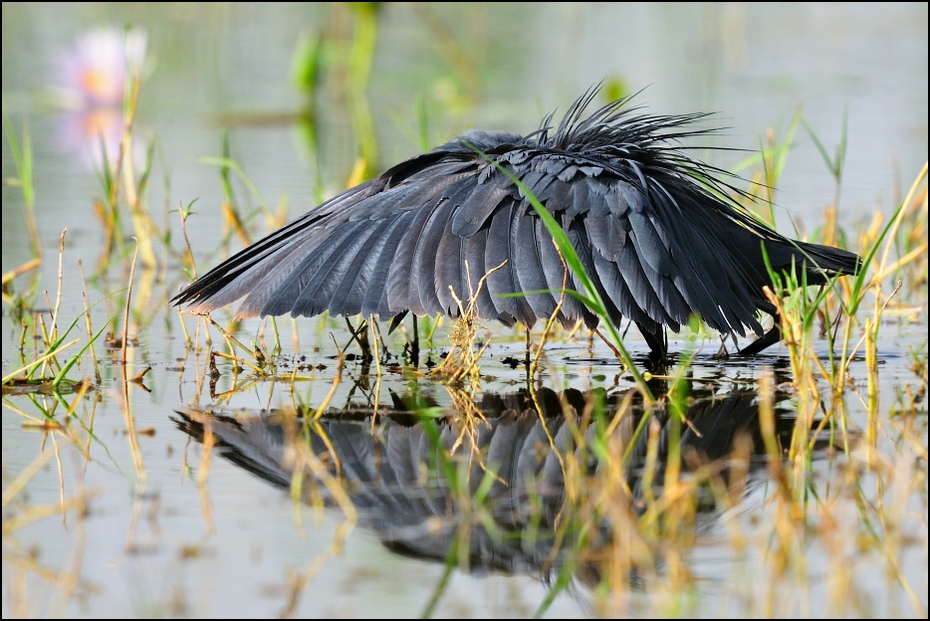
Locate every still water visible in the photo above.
<box><xmin>2</xmin><ymin>3</ymin><xmax>927</xmax><ymax>618</ymax></box>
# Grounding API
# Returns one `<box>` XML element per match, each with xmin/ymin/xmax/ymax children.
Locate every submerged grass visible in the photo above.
<box><xmin>1</xmin><ymin>231</ymin><xmax>116</xmax><ymax>394</ymax></box>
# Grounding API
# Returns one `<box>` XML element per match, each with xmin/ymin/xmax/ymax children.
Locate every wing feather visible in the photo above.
<box><xmin>261</xmin><ymin>220</ymin><xmax>370</xmax><ymax>317</ymax></box>
<box><xmin>512</xmin><ymin>201</ymin><xmax>555</xmax><ymax>321</ymax></box>
<box><xmin>386</xmin><ymin>199</ymin><xmax>447</xmax><ymax>317</ymax></box>
<box><xmin>361</xmin><ymin>211</ymin><xmax>418</xmax><ymax>318</ymax></box>
<box><xmin>485</xmin><ymin>201</ymin><xmax>537</xmax><ymax>325</ymax></box>
<box><xmin>464</xmin><ymin>226</ymin><xmax>507</xmax><ymax>324</ymax></box>
<box><xmin>327</xmin><ymin>215</ymin><xmax>410</xmax><ymax>318</ymax></box>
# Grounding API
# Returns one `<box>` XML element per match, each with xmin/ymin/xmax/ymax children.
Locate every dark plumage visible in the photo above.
<box><xmin>172</xmin><ymin>88</ymin><xmax>862</xmax><ymax>361</ymax></box>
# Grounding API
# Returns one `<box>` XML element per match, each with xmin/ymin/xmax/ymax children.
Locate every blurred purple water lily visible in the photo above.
<box><xmin>55</xmin><ymin>27</ymin><xmax>147</xmax><ymax>108</ymax></box>
<box><xmin>52</xmin><ymin>27</ymin><xmax>148</xmax><ymax>172</ymax></box>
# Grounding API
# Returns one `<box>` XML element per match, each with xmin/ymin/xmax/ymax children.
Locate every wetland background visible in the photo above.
<box><xmin>2</xmin><ymin>3</ymin><xmax>928</xmax><ymax>618</ymax></box>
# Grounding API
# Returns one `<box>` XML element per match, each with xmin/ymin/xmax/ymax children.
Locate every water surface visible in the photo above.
<box><xmin>2</xmin><ymin>3</ymin><xmax>927</xmax><ymax>618</ymax></box>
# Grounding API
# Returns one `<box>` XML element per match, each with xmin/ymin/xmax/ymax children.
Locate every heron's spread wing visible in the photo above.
<box><xmin>177</xmin><ymin>138</ymin><xmax>750</xmax><ymax>338</ymax></box>
<box><xmin>173</xmin><ymin>93</ymin><xmax>860</xmax><ymax>341</ymax></box>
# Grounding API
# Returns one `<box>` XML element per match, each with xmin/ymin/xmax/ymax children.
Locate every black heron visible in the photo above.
<box><xmin>172</xmin><ymin>89</ymin><xmax>862</xmax><ymax>363</ymax></box>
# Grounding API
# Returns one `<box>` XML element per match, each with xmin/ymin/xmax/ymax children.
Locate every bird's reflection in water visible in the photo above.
<box><xmin>173</xmin><ymin>375</ymin><xmax>838</xmax><ymax>589</ymax></box>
